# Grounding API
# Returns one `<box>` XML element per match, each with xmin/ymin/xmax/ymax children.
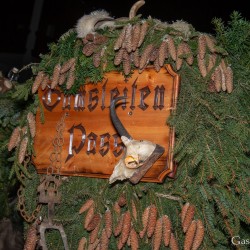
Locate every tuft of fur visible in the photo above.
<box><xmin>76</xmin><ymin>10</ymin><xmax>114</xmax><ymax>38</ymax></box>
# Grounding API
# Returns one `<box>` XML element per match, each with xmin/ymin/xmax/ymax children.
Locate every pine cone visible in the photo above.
<box><xmin>184</xmin><ymin>220</ymin><xmax>197</xmax><ymax>250</ymax></box>
<box><xmin>83</xmin><ymin>43</ymin><xmax>97</xmax><ymax>56</ymax></box>
<box><xmin>225</xmin><ymin>66</ymin><xmax>233</xmax><ymax>93</ymax></box>
<box><xmin>32</xmin><ymin>71</ymin><xmax>44</xmax><ymax>94</ymax></box>
<box><xmin>139</xmin><ymin>206</ymin><xmax>150</xmax><ymax>238</ymax></box>
<box><xmin>220</xmin><ymin>59</ymin><xmax>227</xmax><ymax>72</ymax></box>
<box><xmin>60</xmin><ymin>58</ymin><xmax>76</xmax><ymax>74</ymax></box>
<box><xmin>183</xmin><ymin>42</ymin><xmax>193</xmax><ymax>65</ymax></box>
<box><xmin>181</xmin><ymin>203</ymin><xmax>190</xmax><ymax>224</ymax></box>
<box><xmin>121</xmin><ymin>211</ymin><xmax>131</xmax><ymax>244</ymax></box>
<box><xmin>58</xmin><ymin>73</ymin><xmax>66</xmax><ymax>85</ymax></box>
<box><xmin>123</xmin><ymin>24</ymin><xmax>133</xmax><ymax>53</ymax></box>
<box><xmin>114</xmin><ymin>26</ymin><xmax>127</xmax><ymax>50</ymax></box>
<box><xmin>118</xmin><ymin>194</ymin><xmax>127</xmax><ymax>207</ymax></box>
<box><xmin>158</xmin><ymin>40</ymin><xmax>168</xmax><ymax>67</ymax></box>
<box><xmin>132</xmin><ymin>49</ymin><xmax>140</xmax><ymax>68</ymax></box>
<box><xmin>79</xmin><ymin>199</ymin><xmax>94</xmax><ymax>214</ymax></box>
<box><xmin>162</xmin><ymin>215</ymin><xmax>172</xmax><ymax>247</ymax></box>
<box><xmin>104</xmin><ymin>209</ymin><xmax>112</xmax><ymax>238</ymax></box>
<box><xmin>88</xmin><ymin>238</ymin><xmax>100</xmax><ymax>250</ymax></box>
<box><xmin>117</xmin><ymin>235</ymin><xmax>125</xmax><ymax>250</ymax></box>
<box><xmin>197</xmin><ymin>55</ymin><xmax>207</xmax><ymax>78</ymax></box>
<box><xmin>205</xmin><ymin>35</ymin><xmax>216</xmax><ymax>53</ymax></box>
<box><xmin>131</xmin><ymin>200</ymin><xmax>137</xmax><ymax>220</ymax></box>
<box><xmin>138</xmin><ymin>21</ymin><xmax>149</xmax><ymax>47</ymax></box>
<box><xmin>166</xmin><ymin>36</ymin><xmax>177</xmax><ymax>61</ymax></box>
<box><xmin>153</xmin><ymin>217</ymin><xmax>163</xmax><ymax>250</ymax></box>
<box><xmin>94</xmin><ymin>34</ymin><xmax>108</xmax><ymax>45</ymax></box>
<box><xmin>113</xmin><ymin>201</ymin><xmax>121</xmax><ymax>215</ymax></box>
<box><xmin>114</xmin><ymin>48</ymin><xmax>125</xmax><ymax>66</ymax></box>
<box><xmin>18</xmin><ymin>136</ymin><xmax>28</xmax><ymax>164</ymax></box>
<box><xmin>207</xmin><ymin>54</ymin><xmax>216</xmax><ymax>73</ymax></box>
<box><xmin>169</xmin><ymin>233</ymin><xmax>179</xmax><ymax>250</ymax></box>
<box><xmin>86</xmin><ymin>213</ymin><xmax>101</xmax><ymax>231</ymax></box>
<box><xmin>23</xmin><ymin>224</ymin><xmax>37</xmax><ymax>250</ymax></box>
<box><xmin>27</xmin><ymin>112</ymin><xmax>36</xmax><ymax>138</ymax></box>
<box><xmin>77</xmin><ymin>237</ymin><xmax>87</xmax><ymax>250</ymax></box>
<box><xmin>41</xmin><ymin>74</ymin><xmax>49</xmax><ymax>90</ymax></box>
<box><xmin>149</xmin><ymin>48</ymin><xmax>159</xmax><ymax>62</ymax></box>
<box><xmin>114</xmin><ymin>213</ymin><xmax>124</xmax><ymax>236</ymax></box>
<box><xmin>8</xmin><ymin>127</ymin><xmax>21</xmax><ymax>151</ymax></box>
<box><xmin>139</xmin><ymin>44</ymin><xmax>154</xmax><ymax>70</ymax></box>
<box><xmin>219</xmin><ymin>66</ymin><xmax>226</xmax><ymax>91</ymax></box>
<box><xmin>100</xmin><ymin>229</ymin><xmax>109</xmax><ymax>250</ymax></box>
<box><xmin>176</xmin><ymin>42</ymin><xmax>185</xmax><ymax>70</ymax></box>
<box><xmin>154</xmin><ymin>58</ymin><xmax>161</xmax><ymax>72</ymax></box>
<box><xmin>89</xmin><ymin>220</ymin><xmax>100</xmax><ymax>244</ymax></box>
<box><xmin>147</xmin><ymin>204</ymin><xmax>158</xmax><ymax>238</ymax></box>
<box><xmin>130</xmin><ymin>227</ymin><xmax>139</xmax><ymax>250</ymax></box>
<box><xmin>198</xmin><ymin>35</ymin><xmax>207</xmax><ymax>60</ymax></box>
<box><xmin>66</xmin><ymin>63</ymin><xmax>75</xmax><ymax>89</ymax></box>
<box><xmin>122</xmin><ymin>50</ymin><xmax>131</xmax><ymax>75</ymax></box>
<box><xmin>191</xmin><ymin>220</ymin><xmax>204</xmax><ymax>250</ymax></box>
<box><xmin>93</xmin><ymin>51</ymin><xmax>102</xmax><ymax>68</ymax></box>
<box><xmin>51</xmin><ymin>64</ymin><xmax>61</xmax><ymax>89</ymax></box>
<box><xmin>132</xmin><ymin>23</ymin><xmax>141</xmax><ymax>51</ymax></box>
<box><xmin>182</xmin><ymin>205</ymin><xmax>196</xmax><ymax>233</ymax></box>
<box><xmin>86</xmin><ymin>33</ymin><xmax>95</xmax><ymax>42</ymax></box>
<box><xmin>214</xmin><ymin>67</ymin><xmax>222</xmax><ymax>92</ymax></box>
<box><xmin>84</xmin><ymin>204</ymin><xmax>95</xmax><ymax>229</ymax></box>
<box><xmin>208</xmin><ymin>80</ymin><xmax>216</xmax><ymax>93</ymax></box>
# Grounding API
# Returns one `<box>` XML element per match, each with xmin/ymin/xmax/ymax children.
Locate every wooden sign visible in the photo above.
<box><xmin>33</xmin><ymin>65</ymin><xmax>180</xmax><ymax>183</ymax></box>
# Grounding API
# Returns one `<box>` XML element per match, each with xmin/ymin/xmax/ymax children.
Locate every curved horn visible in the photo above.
<box><xmin>110</xmin><ymin>96</ymin><xmax>132</xmax><ymax>139</ymax></box>
<box><xmin>129</xmin><ymin>0</ymin><xmax>145</xmax><ymax>20</ymax></box>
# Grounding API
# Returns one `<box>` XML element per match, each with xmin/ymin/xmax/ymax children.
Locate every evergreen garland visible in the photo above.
<box><xmin>2</xmin><ymin>9</ymin><xmax>249</xmax><ymax>250</ymax></box>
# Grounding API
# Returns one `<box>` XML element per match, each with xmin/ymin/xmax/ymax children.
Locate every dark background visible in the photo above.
<box><xmin>0</xmin><ymin>0</ymin><xmax>249</xmax><ymax>75</ymax></box>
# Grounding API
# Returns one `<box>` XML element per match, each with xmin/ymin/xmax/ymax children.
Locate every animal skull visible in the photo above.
<box><xmin>109</xmin><ymin>97</ymin><xmax>165</xmax><ymax>184</ymax></box>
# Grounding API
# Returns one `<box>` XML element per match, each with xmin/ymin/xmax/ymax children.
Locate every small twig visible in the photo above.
<box><xmin>155</xmin><ymin>192</ymin><xmax>182</xmax><ymax>201</ymax></box>
<box><xmin>19</xmin><ymin>63</ymin><xmax>39</xmax><ymax>73</ymax></box>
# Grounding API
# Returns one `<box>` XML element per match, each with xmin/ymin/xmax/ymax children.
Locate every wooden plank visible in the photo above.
<box><xmin>33</xmin><ymin>64</ymin><xmax>180</xmax><ymax>183</ymax></box>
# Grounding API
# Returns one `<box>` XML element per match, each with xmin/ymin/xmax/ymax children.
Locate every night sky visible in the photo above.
<box><xmin>0</xmin><ymin>0</ymin><xmax>249</xmax><ymax>71</ymax></box>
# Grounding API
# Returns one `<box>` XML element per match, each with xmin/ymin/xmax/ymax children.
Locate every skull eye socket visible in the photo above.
<box><xmin>125</xmin><ymin>155</ymin><xmax>140</xmax><ymax>169</ymax></box>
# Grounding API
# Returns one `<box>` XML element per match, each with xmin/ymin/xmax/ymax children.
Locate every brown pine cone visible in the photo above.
<box><xmin>169</xmin><ymin>233</ymin><xmax>179</xmax><ymax>250</ymax></box>
<box><xmin>132</xmin><ymin>49</ymin><xmax>140</xmax><ymax>68</ymax></box>
<box><xmin>162</xmin><ymin>215</ymin><xmax>172</xmax><ymax>247</ymax></box>
<box><xmin>83</xmin><ymin>43</ymin><xmax>97</xmax><ymax>56</ymax></box>
<box><xmin>181</xmin><ymin>203</ymin><xmax>190</xmax><ymax>224</ymax></box>
<box><xmin>100</xmin><ymin>229</ymin><xmax>109</xmax><ymax>250</ymax></box>
<box><xmin>23</xmin><ymin>224</ymin><xmax>37</xmax><ymax>250</ymax></box>
<box><xmin>114</xmin><ymin>48</ymin><xmax>125</xmax><ymax>66</ymax></box>
<box><xmin>89</xmin><ymin>220</ymin><xmax>100</xmax><ymax>244</ymax></box>
<box><xmin>66</xmin><ymin>63</ymin><xmax>75</xmax><ymax>89</ymax></box>
<box><xmin>85</xmin><ymin>33</ymin><xmax>95</xmax><ymax>42</ymax></box>
<box><xmin>121</xmin><ymin>211</ymin><xmax>131</xmax><ymax>244</ymax></box>
<box><xmin>176</xmin><ymin>42</ymin><xmax>185</xmax><ymax>71</ymax></box>
<box><xmin>138</xmin><ymin>21</ymin><xmax>149</xmax><ymax>47</ymax></box>
<box><xmin>154</xmin><ymin>58</ymin><xmax>161</xmax><ymax>72</ymax></box>
<box><xmin>166</xmin><ymin>36</ymin><xmax>177</xmax><ymax>61</ymax></box>
<box><xmin>147</xmin><ymin>204</ymin><xmax>158</xmax><ymax>238</ymax></box>
<box><xmin>132</xmin><ymin>23</ymin><xmax>141</xmax><ymax>51</ymax></box>
<box><xmin>118</xmin><ymin>194</ymin><xmax>127</xmax><ymax>207</ymax></box>
<box><xmin>131</xmin><ymin>200</ymin><xmax>137</xmax><ymax>220</ymax></box>
<box><xmin>208</xmin><ymin>80</ymin><xmax>216</xmax><ymax>93</ymax></box>
<box><xmin>88</xmin><ymin>238</ymin><xmax>100</xmax><ymax>250</ymax></box>
<box><xmin>51</xmin><ymin>64</ymin><xmax>61</xmax><ymax>89</ymax></box>
<box><xmin>8</xmin><ymin>127</ymin><xmax>21</xmax><ymax>151</ymax></box>
<box><xmin>32</xmin><ymin>71</ymin><xmax>44</xmax><ymax>94</ymax></box>
<box><xmin>104</xmin><ymin>209</ymin><xmax>112</xmax><ymax>238</ymax></box>
<box><xmin>86</xmin><ymin>213</ymin><xmax>101</xmax><ymax>231</ymax></box>
<box><xmin>214</xmin><ymin>67</ymin><xmax>222</xmax><ymax>92</ymax></box>
<box><xmin>79</xmin><ymin>199</ymin><xmax>94</xmax><ymax>214</ymax></box>
<box><xmin>149</xmin><ymin>48</ymin><xmax>159</xmax><ymax>62</ymax></box>
<box><xmin>41</xmin><ymin>74</ymin><xmax>49</xmax><ymax>90</ymax></box>
<box><xmin>191</xmin><ymin>220</ymin><xmax>204</xmax><ymax>250</ymax></box>
<box><xmin>60</xmin><ymin>58</ymin><xmax>76</xmax><ymax>74</ymax></box>
<box><xmin>58</xmin><ymin>73</ymin><xmax>66</xmax><ymax>85</ymax></box>
<box><xmin>123</xmin><ymin>24</ymin><xmax>133</xmax><ymax>53</ymax></box>
<box><xmin>197</xmin><ymin>35</ymin><xmax>207</xmax><ymax>60</ymax></box>
<box><xmin>27</xmin><ymin>112</ymin><xmax>36</xmax><ymax>138</ymax></box>
<box><xmin>139</xmin><ymin>206</ymin><xmax>150</xmax><ymax>238</ymax></box>
<box><xmin>197</xmin><ymin>55</ymin><xmax>207</xmax><ymax>78</ymax></box>
<box><xmin>130</xmin><ymin>227</ymin><xmax>139</xmax><ymax>250</ymax></box>
<box><xmin>77</xmin><ymin>237</ymin><xmax>87</xmax><ymax>250</ymax></box>
<box><xmin>153</xmin><ymin>217</ymin><xmax>163</xmax><ymax>250</ymax></box>
<box><xmin>225</xmin><ymin>66</ymin><xmax>233</xmax><ymax>93</ymax></box>
<box><xmin>207</xmin><ymin>54</ymin><xmax>216</xmax><ymax>73</ymax></box>
<box><xmin>113</xmin><ymin>201</ymin><xmax>121</xmax><ymax>215</ymax></box>
<box><xmin>117</xmin><ymin>235</ymin><xmax>125</xmax><ymax>250</ymax></box>
<box><xmin>158</xmin><ymin>40</ymin><xmax>168</xmax><ymax>67</ymax></box>
<box><xmin>182</xmin><ymin>205</ymin><xmax>196</xmax><ymax>233</ymax></box>
<box><xmin>183</xmin><ymin>42</ymin><xmax>193</xmax><ymax>65</ymax></box>
<box><xmin>114</xmin><ymin>26</ymin><xmax>127</xmax><ymax>50</ymax></box>
<box><xmin>184</xmin><ymin>220</ymin><xmax>197</xmax><ymax>250</ymax></box>
<box><xmin>122</xmin><ymin>50</ymin><xmax>131</xmax><ymax>75</ymax></box>
<box><xmin>114</xmin><ymin>213</ymin><xmax>124</xmax><ymax>236</ymax></box>
<box><xmin>139</xmin><ymin>44</ymin><xmax>154</xmax><ymax>70</ymax></box>
<box><xmin>220</xmin><ymin>65</ymin><xmax>226</xmax><ymax>91</ymax></box>
<box><xmin>84</xmin><ymin>205</ymin><xmax>95</xmax><ymax>229</ymax></box>
<box><xmin>205</xmin><ymin>34</ymin><xmax>216</xmax><ymax>53</ymax></box>
<box><xmin>18</xmin><ymin>136</ymin><xmax>28</xmax><ymax>164</ymax></box>
<box><xmin>94</xmin><ymin>34</ymin><xmax>108</xmax><ymax>45</ymax></box>
<box><xmin>93</xmin><ymin>51</ymin><xmax>102</xmax><ymax>68</ymax></box>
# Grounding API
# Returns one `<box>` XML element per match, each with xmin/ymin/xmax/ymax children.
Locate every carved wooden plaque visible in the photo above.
<box><xmin>33</xmin><ymin>65</ymin><xmax>180</xmax><ymax>183</ymax></box>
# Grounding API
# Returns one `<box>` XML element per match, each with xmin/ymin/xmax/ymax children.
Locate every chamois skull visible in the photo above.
<box><xmin>109</xmin><ymin>97</ymin><xmax>165</xmax><ymax>184</ymax></box>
